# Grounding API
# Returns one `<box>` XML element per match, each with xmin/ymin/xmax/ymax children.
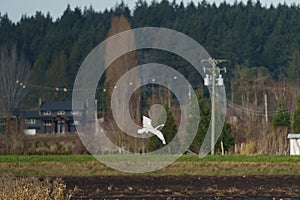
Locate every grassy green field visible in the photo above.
<box><xmin>0</xmin><ymin>154</ymin><xmax>300</xmax><ymax>163</ymax></box>
<box><xmin>0</xmin><ymin>155</ymin><xmax>300</xmax><ymax>177</ymax></box>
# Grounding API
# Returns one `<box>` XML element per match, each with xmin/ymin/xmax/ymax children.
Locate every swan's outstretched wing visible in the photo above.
<box><xmin>142</xmin><ymin>116</ymin><xmax>153</xmax><ymax>128</ymax></box>
<box><xmin>155</xmin><ymin>124</ymin><xmax>164</xmax><ymax>130</ymax></box>
<box><xmin>151</xmin><ymin>129</ymin><xmax>166</xmax><ymax>145</ymax></box>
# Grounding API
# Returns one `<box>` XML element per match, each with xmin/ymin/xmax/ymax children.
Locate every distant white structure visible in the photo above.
<box><xmin>288</xmin><ymin>134</ymin><xmax>300</xmax><ymax>155</ymax></box>
<box><xmin>24</xmin><ymin>129</ymin><xmax>36</xmax><ymax>136</ymax></box>
<box><xmin>137</xmin><ymin>116</ymin><xmax>166</xmax><ymax>145</ymax></box>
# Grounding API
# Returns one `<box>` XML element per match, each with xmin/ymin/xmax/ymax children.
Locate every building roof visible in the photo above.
<box><xmin>12</xmin><ymin>110</ymin><xmax>40</xmax><ymax>118</ymax></box>
<box><xmin>40</xmin><ymin>101</ymin><xmax>85</xmax><ymax>111</ymax></box>
<box><xmin>288</xmin><ymin>134</ymin><xmax>300</xmax><ymax>139</ymax></box>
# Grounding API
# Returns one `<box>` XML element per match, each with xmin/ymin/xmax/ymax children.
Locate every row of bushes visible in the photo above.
<box><xmin>0</xmin><ymin>134</ymin><xmax>87</xmax><ymax>155</ymax></box>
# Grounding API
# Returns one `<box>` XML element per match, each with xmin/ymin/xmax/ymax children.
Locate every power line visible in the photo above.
<box><xmin>15</xmin><ymin>66</ymin><xmax>299</xmax><ymax>116</ymax></box>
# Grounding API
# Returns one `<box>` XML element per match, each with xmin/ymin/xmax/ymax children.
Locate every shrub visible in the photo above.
<box><xmin>0</xmin><ymin>175</ymin><xmax>73</xmax><ymax>199</ymax></box>
<box><xmin>272</xmin><ymin>100</ymin><xmax>290</xmax><ymax>129</ymax></box>
<box><xmin>241</xmin><ymin>141</ymin><xmax>256</xmax><ymax>155</ymax></box>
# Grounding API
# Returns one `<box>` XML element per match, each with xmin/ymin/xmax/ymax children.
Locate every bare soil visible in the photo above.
<box><xmin>64</xmin><ymin>175</ymin><xmax>300</xmax><ymax>199</ymax></box>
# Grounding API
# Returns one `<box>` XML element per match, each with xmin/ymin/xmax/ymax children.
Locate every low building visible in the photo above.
<box><xmin>287</xmin><ymin>134</ymin><xmax>300</xmax><ymax>155</ymax></box>
<box><xmin>39</xmin><ymin>101</ymin><xmax>85</xmax><ymax>134</ymax></box>
<box><xmin>1</xmin><ymin>100</ymin><xmax>89</xmax><ymax>134</ymax></box>
<box><xmin>12</xmin><ymin>110</ymin><xmax>41</xmax><ymax>135</ymax></box>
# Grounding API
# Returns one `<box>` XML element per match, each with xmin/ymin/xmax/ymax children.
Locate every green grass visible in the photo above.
<box><xmin>0</xmin><ymin>154</ymin><xmax>299</xmax><ymax>163</ymax></box>
<box><xmin>0</xmin><ymin>155</ymin><xmax>95</xmax><ymax>163</ymax></box>
<box><xmin>178</xmin><ymin>155</ymin><xmax>300</xmax><ymax>162</ymax></box>
<box><xmin>0</xmin><ymin>154</ymin><xmax>300</xmax><ymax>176</ymax></box>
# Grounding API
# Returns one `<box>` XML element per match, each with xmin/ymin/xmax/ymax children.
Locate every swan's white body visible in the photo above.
<box><xmin>137</xmin><ymin>116</ymin><xmax>166</xmax><ymax>145</ymax></box>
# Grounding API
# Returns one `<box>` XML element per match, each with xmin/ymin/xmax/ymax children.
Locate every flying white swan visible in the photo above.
<box><xmin>137</xmin><ymin>116</ymin><xmax>166</xmax><ymax>145</ymax></box>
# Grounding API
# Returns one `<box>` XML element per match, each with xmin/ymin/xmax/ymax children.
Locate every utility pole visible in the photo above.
<box><xmin>202</xmin><ymin>58</ymin><xmax>226</xmax><ymax>155</ymax></box>
<box><xmin>264</xmin><ymin>94</ymin><xmax>268</xmax><ymax>123</ymax></box>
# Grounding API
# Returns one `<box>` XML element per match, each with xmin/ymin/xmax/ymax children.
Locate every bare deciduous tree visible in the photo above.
<box><xmin>104</xmin><ymin>14</ymin><xmax>141</xmax><ymax>126</ymax></box>
<box><xmin>0</xmin><ymin>45</ymin><xmax>31</xmax><ymax>114</ymax></box>
<box><xmin>4</xmin><ymin>115</ymin><xmax>25</xmax><ymax>154</ymax></box>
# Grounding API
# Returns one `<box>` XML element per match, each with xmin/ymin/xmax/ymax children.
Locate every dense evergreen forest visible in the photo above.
<box><xmin>1</xmin><ymin>0</ymin><xmax>300</xmax><ymax>111</ymax></box>
<box><xmin>1</xmin><ymin>0</ymin><xmax>300</xmax><ymax>154</ymax></box>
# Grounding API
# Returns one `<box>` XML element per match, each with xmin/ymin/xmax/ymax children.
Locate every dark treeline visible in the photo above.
<box><xmin>1</xmin><ymin>0</ymin><xmax>300</xmax><ymax>109</ymax></box>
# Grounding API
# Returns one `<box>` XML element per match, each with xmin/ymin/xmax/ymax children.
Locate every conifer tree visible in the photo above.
<box><xmin>292</xmin><ymin>97</ymin><xmax>300</xmax><ymax>133</ymax></box>
<box><xmin>272</xmin><ymin>99</ymin><xmax>290</xmax><ymax>129</ymax></box>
